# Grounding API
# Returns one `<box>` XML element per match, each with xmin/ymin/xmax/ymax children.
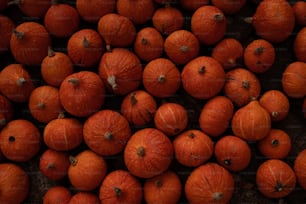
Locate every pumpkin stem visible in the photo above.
<box><xmin>0</xmin><ymin>118</ymin><xmax>6</xmax><ymax>126</ymax></box>
<box><xmin>107</xmin><ymin>75</ymin><xmax>118</xmax><ymax>90</ymax></box>
<box><xmin>17</xmin><ymin>77</ymin><xmax>26</xmax><ymax>86</ymax></box>
<box><xmin>136</xmin><ymin>146</ymin><xmax>145</xmax><ymax>157</ymax></box>
<box><xmin>69</xmin><ymin>156</ymin><xmax>78</xmax><ymax>166</ymax></box>
<box><xmin>83</xmin><ymin>37</ymin><xmax>89</xmax><ymax>48</ymax></box>
<box><xmin>8</xmin><ymin>136</ymin><xmax>15</xmax><ymax>142</ymax></box>
<box><xmin>271</xmin><ymin>139</ymin><xmax>279</xmax><ymax>147</ymax></box>
<box><xmin>158</xmin><ymin>74</ymin><xmax>166</xmax><ymax>83</ymax></box>
<box><xmin>104</xmin><ymin>132</ymin><xmax>114</xmax><ymax>140</ymax></box>
<box><xmin>13</xmin><ymin>29</ymin><xmax>24</xmax><ymax>40</ymax></box>
<box><xmin>224</xmin><ymin>159</ymin><xmax>231</xmax><ymax>166</ymax></box>
<box><xmin>214</xmin><ymin>13</ymin><xmax>225</xmax><ymax>22</ymax></box>
<box><xmin>271</xmin><ymin>111</ymin><xmax>279</xmax><ymax>118</ymax></box>
<box><xmin>141</xmin><ymin>37</ymin><xmax>148</xmax><ymax>45</ymax></box>
<box><xmin>242</xmin><ymin>80</ymin><xmax>250</xmax><ymax>89</ymax></box>
<box><xmin>114</xmin><ymin>187</ymin><xmax>122</xmax><ymax>197</ymax></box>
<box><xmin>199</xmin><ymin>66</ymin><xmax>206</xmax><ymax>74</ymax></box>
<box><xmin>155</xmin><ymin>179</ymin><xmax>163</xmax><ymax>187</ymax></box>
<box><xmin>275</xmin><ymin>181</ymin><xmax>284</xmax><ymax>192</ymax></box>
<box><xmin>227</xmin><ymin>58</ymin><xmax>236</xmax><ymax>66</ymax></box>
<box><xmin>181</xmin><ymin>45</ymin><xmax>189</xmax><ymax>53</ymax></box>
<box><xmin>48</xmin><ymin>46</ymin><xmax>55</xmax><ymax>57</ymax></box>
<box><xmin>254</xmin><ymin>47</ymin><xmax>264</xmax><ymax>56</ymax></box>
<box><xmin>106</xmin><ymin>44</ymin><xmax>112</xmax><ymax>52</ymax></box>
<box><xmin>244</xmin><ymin>17</ymin><xmax>253</xmax><ymax>24</ymax></box>
<box><xmin>37</xmin><ymin>102</ymin><xmax>45</xmax><ymax>109</ymax></box>
<box><xmin>67</xmin><ymin>78</ymin><xmax>80</xmax><ymax>86</ymax></box>
<box><xmin>188</xmin><ymin>132</ymin><xmax>195</xmax><ymax>138</ymax></box>
<box><xmin>46</xmin><ymin>163</ymin><xmax>55</xmax><ymax>169</ymax></box>
<box><xmin>212</xmin><ymin>192</ymin><xmax>223</xmax><ymax>201</ymax></box>
<box><xmin>58</xmin><ymin>111</ymin><xmax>65</xmax><ymax>119</ymax></box>
<box><xmin>130</xmin><ymin>92</ymin><xmax>138</xmax><ymax>105</ymax></box>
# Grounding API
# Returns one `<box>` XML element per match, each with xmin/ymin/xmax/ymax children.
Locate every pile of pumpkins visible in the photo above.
<box><xmin>0</xmin><ymin>0</ymin><xmax>305</xmax><ymax>203</ymax></box>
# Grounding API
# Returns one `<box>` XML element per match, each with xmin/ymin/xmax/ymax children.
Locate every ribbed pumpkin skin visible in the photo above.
<box><xmin>294</xmin><ymin>149</ymin><xmax>306</xmax><ymax>190</ymax></box>
<box><xmin>17</xmin><ymin>0</ymin><xmax>51</xmax><ymax>18</ymax></box>
<box><xmin>293</xmin><ymin>27</ymin><xmax>306</xmax><ymax>63</ymax></box>
<box><xmin>69</xmin><ymin>192</ymin><xmax>100</xmax><ymax>204</ymax></box>
<box><xmin>42</xmin><ymin>186</ymin><xmax>72</xmax><ymax>204</ymax></box>
<box><xmin>293</xmin><ymin>1</ymin><xmax>306</xmax><ymax>26</ymax></box>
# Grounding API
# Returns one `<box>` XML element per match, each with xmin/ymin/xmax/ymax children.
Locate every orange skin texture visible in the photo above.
<box><xmin>211</xmin><ymin>0</ymin><xmax>246</xmax><ymax>14</ymax></box>
<box><xmin>293</xmin><ymin>1</ymin><xmax>306</xmax><ymax>26</ymax></box>
<box><xmin>0</xmin><ymin>15</ymin><xmax>14</xmax><ymax>54</ymax></box>
<box><xmin>294</xmin><ymin>149</ymin><xmax>306</xmax><ymax>190</ymax></box>
<box><xmin>69</xmin><ymin>192</ymin><xmax>100</xmax><ymax>204</ymax></box>
<box><xmin>18</xmin><ymin>0</ymin><xmax>51</xmax><ymax>18</ymax></box>
<box><xmin>294</xmin><ymin>27</ymin><xmax>306</xmax><ymax>63</ymax></box>
<box><xmin>43</xmin><ymin>186</ymin><xmax>72</xmax><ymax>204</ymax></box>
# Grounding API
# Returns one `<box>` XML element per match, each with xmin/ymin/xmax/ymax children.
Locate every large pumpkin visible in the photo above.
<box><xmin>43</xmin><ymin>186</ymin><xmax>72</xmax><ymax>204</ymax></box>
<box><xmin>294</xmin><ymin>149</ymin><xmax>306</xmax><ymax>190</ymax></box>
<box><xmin>14</xmin><ymin>0</ymin><xmax>51</xmax><ymax>18</ymax></box>
<box><xmin>293</xmin><ymin>27</ymin><xmax>306</xmax><ymax>63</ymax></box>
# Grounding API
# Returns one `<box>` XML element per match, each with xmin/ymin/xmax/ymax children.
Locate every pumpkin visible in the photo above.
<box><xmin>191</xmin><ymin>5</ymin><xmax>226</xmax><ymax>45</ymax></box>
<box><xmin>99</xmin><ymin>170</ymin><xmax>143</xmax><ymax>204</ymax></box>
<box><xmin>173</xmin><ymin>129</ymin><xmax>214</xmax><ymax>167</ymax></box>
<box><xmin>0</xmin><ymin>119</ymin><xmax>41</xmax><ymax>162</ymax></box>
<box><xmin>244</xmin><ymin>0</ymin><xmax>295</xmax><ymax>43</ymax></box>
<box><xmin>152</xmin><ymin>6</ymin><xmax>184</xmax><ymax>35</ymax></box>
<box><xmin>83</xmin><ymin>109</ymin><xmax>132</xmax><ymax>156</ymax></box>
<box><xmin>124</xmin><ymin>128</ymin><xmax>173</xmax><ymax>178</ymax></box>
<box><xmin>293</xmin><ymin>149</ymin><xmax>306</xmax><ymax>190</ymax></box>
<box><xmin>44</xmin><ymin>2</ymin><xmax>80</xmax><ymax>38</ymax></box>
<box><xmin>281</xmin><ymin>61</ymin><xmax>306</xmax><ymax>98</ymax></box>
<box><xmin>10</xmin><ymin>21</ymin><xmax>51</xmax><ymax>66</ymax></box>
<box><xmin>76</xmin><ymin>0</ymin><xmax>116</xmax><ymax>23</ymax></box>
<box><xmin>0</xmin><ymin>163</ymin><xmax>30</xmax><ymax>204</ymax></box>
<box><xmin>0</xmin><ymin>15</ymin><xmax>14</xmax><ymax>54</ymax></box>
<box><xmin>134</xmin><ymin>27</ymin><xmax>164</xmax><ymax>62</ymax></box>
<box><xmin>39</xmin><ymin>148</ymin><xmax>70</xmax><ymax>181</ymax></box>
<box><xmin>231</xmin><ymin>100</ymin><xmax>271</xmax><ymax>141</ymax></box>
<box><xmin>116</xmin><ymin>0</ymin><xmax>155</xmax><ymax>25</ymax></box>
<box><xmin>259</xmin><ymin>89</ymin><xmax>290</xmax><ymax>121</ymax></box>
<box><xmin>14</xmin><ymin>0</ymin><xmax>51</xmax><ymax>18</ymax></box>
<box><xmin>244</xmin><ymin>39</ymin><xmax>275</xmax><ymax>73</ymax></box>
<box><xmin>199</xmin><ymin>95</ymin><xmax>234</xmax><ymax>137</ymax></box>
<box><xmin>214</xmin><ymin>135</ymin><xmax>252</xmax><ymax>172</ymax></box>
<box><xmin>293</xmin><ymin>1</ymin><xmax>306</xmax><ymax>26</ymax></box>
<box><xmin>154</xmin><ymin>102</ymin><xmax>188</xmax><ymax>136</ymax></box>
<box><xmin>67</xmin><ymin>29</ymin><xmax>105</xmax><ymax>68</ymax></box>
<box><xmin>211</xmin><ymin>0</ymin><xmax>246</xmax><ymax>14</ymax></box>
<box><xmin>68</xmin><ymin>150</ymin><xmax>107</xmax><ymax>191</ymax></box>
<box><xmin>69</xmin><ymin>192</ymin><xmax>100</xmax><ymax>204</ymax></box>
<box><xmin>98</xmin><ymin>48</ymin><xmax>142</xmax><ymax>95</ymax></box>
<box><xmin>223</xmin><ymin>68</ymin><xmax>261</xmax><ymax>107</ymax></box>
<box><xmin>144</xmin><ymin>171</ymin><xmax>182</xmax><ymax>204</ymax></box>
<box><xmin>181</xmin><ymin>56</ymin><xmax>226</xmax><ymax>100</ymax></box>
<box><xmin>257</xmin><ymin>129</ymin><xmax>291</xmax><ymax>159</ymax></box>
<box><xmin>256</xmin><ymin>159</ymin><xmax>296</xmax><ymax>198</ymax></box>
<box><xmin>59</xmin><ymin>71</ymin><xmax>105</xmax><ymax>117</ymax></box>
<box><xmin>97</xmin><ymin>13</ymin><xmax>136</xmax><ymax>51</ymax></box>
<box><xmin>43</xmin><ymin>186</ymin><xmax>72</xmax><ymax>204</ymax></box>
<box><xmin>164</xmin><ymin>29</ymin><xmax>200</xmax><ymax>65</ymax></box>
<box><xmin>185</xmin><ymin>162</ymin><xmax>235</xmax><ymax>203</ymax></box>
<box><xmin>0</xmin><ymin>94</ymin><xmax>14</xmax><ymax>127</ymax></box>
<box><xmin>179</xmin><ymin>0</ymin><xmax>209</xmax><ymax>11</ymax></box>
<box><xmin>211</xmin><ymin>38</ymin><xmax>243</xmax><ymax>70</ymax></box>
<box><xmin>120</xmin><ymin>90</ymin><xmax>157</xmax><ymax>126</ymax></box>
<box><xmin>43</xmin><ymin>117</ymin><xmax>83</xmax><ymax>151</ymax></box>
<box><xmin>293</xmin><ymin>27</ymin><xmax>306</xmax><ymax>63</ymax></box>
<box><xmin>142</xmin><ymin>58</ymin><xmax>181</xmax><ymax>98</ymax></box>
<box><xmin>28</xmin><ymin>85</ymin><xmax>63</xmax><ymax>123</ymax></box>
<box><xmin>41</xmin><ymin>47</ymin><xmax>74</xmax><ymax>87</ymax></box>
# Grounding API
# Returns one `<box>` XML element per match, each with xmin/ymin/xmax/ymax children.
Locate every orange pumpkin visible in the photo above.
<box><xmin>124</xmin><ymin>128</ymin><xmax>173</xmax><ymax>178</ymax></box>
<box><xmin>68</xmin><ymin>150</ymin><xmax>107</xmax><ymax>191</ymax></box>
<box><xmin>294</xmin><ymin>149</ymin><xmax>306</xmax><ymax>190</ymax></box>
<box><xmin>256</xmin><ymin>159</ymin><xmax>296</xmax><ymax>198</ymax></box>
<box><xmin>142</xmin><ymin>58</ymin><xmax>181</xmax><ymax>98</ymax></box>
<box><xmin>293</xmin><ymin>27</ymin><xmax>306</xmax><ymax>63</ymax></box>
<box><xmin>144</xmin><ymin>171</ymin><xmax>182</xmax><ymax>204</ymax></box>
<box><xmin>293</xmin><ymin>1</ymin><xmax>306</xmax><ymax>26</ymax></box>
<box><xmin>0</xmin><ymin>94</ymin><xmax>14</xmax><ymax>127</ymax></box>
<box><xmin>164</xmin><ymin>29</ymin><xmax>200</xmax><ymax>65</ymax></box>
<box><xmin>120</xmin><ymin>90</ymin><xmax>157</xmax><ymax>126</ymax></box>
<box><xmin>10</xmin><ymin>22</ymin><xmax>51</xmax><ymax>66</ymax></box>
<box><xmin>59</xmin><ymin>71</ymin><xmax>105</xmax><ymax>117</ymax></box>
<box><xmin>69</xmin><ymin>192</ymin><xmax>100</xmax><ymax>204</ymax></box>
<box><xmin>214</xmin><ymin>135</ymin><xmax>252</xmax><ymax>171</ymax></box>
<box><xmin>67</xmin><ymin>29</ymin><xmax>105</xmax><ymax>68</ymax></box>
<box><xmin>181</xmin><ymin>56</ymin><xmax>226</xmax><ymax>100</ymax></box>
<box><xmin>98</xmin><ymin>48</ymin><xmax>142</xmax><ymax>95</ymax></box>
<box><xmin>15</xmin><ymin>0</ymin><xmax>51</xmax><ymax>18</ymax></box>
<box><xmin>259</xmin><ymin>89</ymin><xmax>290</xmax><ymax>121</ymax></box>
<box><xmin>173</xmin><ymin>129</ymin><xmax>214</xmax><ymax>167</ymax></box>
<box><xmin>0</xmin><ymin>119</ymin><xmax>41</xmax><ymax>162</ymax></box>
<box><xmin>179</xmin><ymin>0</ymin><xmax>209</xmax><ymax>11</ymax></box>
<box><xmin>199</xmin><ymin>95</ymin><xmax>234</xmax><ymax>137</ymax></box>
<box><xmin>99</xmin><ymin>170</ymin><xmax>143</xmax><ymax>204</ymax></box>
<box><xmin>43</xmin><ymin>186</ymin><xmax>72</xmax><ymax>204</ymax></box>
<box><xmin>211</xmin><ymin>0</ymin><xmax>246</xmax><ymax>14</ymax></box>
<box><xmin>191</xmin><ymin>5</ymin><xmax>226</xmax><ymax>45</ymax></box>
<box><xmin>0</xmin><ymin>15</ymin><xmax>14</xmax><ymax>54</ymax></box>
<box><xmin>0</xmin><ymin>163</ymin><xmax>30</xmax><ymax>204</ymax></box>
<box><xmin>83</xmin><ymin>109</ymin><xmax>132</xmax><ymax>156</ymax></box>
<box><xmin>281</xmin><ymin>61</ymin><xmax>306</xmax><ymax>98</ymax></box>
<box><xmin>231</xmin><ymin>100</ymin><xmax>271</xmax><ymax>141</ymax></box>
<box><xmin>39</xmin><ymin>148</ymin><xmax>70</xmax><ymax>181</ymax></box>
<box><xmin>185</xmin><ymin>162</ymin><xmax>235</xmax><ymax>203</ymax></box>
<box><xmin>223</xmin><ymin>68</ymin><xmax>261</xmax><ymax>106</ymax></box>
<box><xmin>257</xmin><ymin>129</ymin><xmax>292</xmax><ymax>159</ymax></box>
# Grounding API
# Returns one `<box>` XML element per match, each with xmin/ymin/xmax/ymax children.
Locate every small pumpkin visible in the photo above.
<box><xmin>191</xmin><ymin>5</ymin><xmax>227</xmax><ymax>45</ymax></box>
<box><xmin>39</xmin><ymin>148</ymin><xmax>70</xmax><ymax>181</ymax></box>
<box><xmin>214</xmin><ymin>135</ymin><xmax>252</xmax><ymax>172</ymax></box>
<box><xmin>293</xmin><ymin>149</ymin><xmax>306</xmax><ymax>190</ymax></box>
<box><xmin>231</xmin><ymin>100</ymin><xmax>271</xmax><ymax>141</ymax></box>
<box><xmin>68</xmin><ymin>150</ymin><xmax>107</xmax><ymax>191</ymax></box>
<box><xmin>0</xmin><ymin>15</ymin><xmax>15</xmax><ymax>54</ymax></box>
<box><xmin>43</xmin><ymin>186</ymin><xmax>72</xmax><ymax>204</ymax></box>
<box><xmin>67</xmin><ymin>29</ymin><xmax>105</xmax><ymax>68</ymax></box>
<box><xmin>144</xmin><ymin>171</ymin><xmax>182</xmax><ymax>204</ymax></box>
<box><xmin>199</xmin><ymin>95</ymin><xmax>234</xmax><ymax>137</ymax></box>
<box><xmin>179</xmin><ymin>0</ymin><xmax>209</xmax><ymax>11</ymax></box>
<box><xmin>59</xmin><ymin>71</ymin><xmax>105</xmax><ymax>117</ymax></box>
<box><xmin>256</xmin><ymin>159</ymin><xmax>296</xmax><ymax>198</ymax></box>
<box><xmin>173</xmin><ymin>129</ymin><xmax>214</xmax><ymax>167</ymax></box>
<box><xmin>99</xmin><ymin>170</ymin><xmax>143</xmax><ymax>204</ymax></box>
<box><xmin>10</xmin><ymin>21</ymin><xmax>51</xmax><ymax>66</ymax></box>
<box><xmin>0</xmin><ymin>119</ymin><xmax>41</xmax><ymax>162</ymax></box>
<box><xmin>124</xmin><ymin>128</ymin><xmax>173</xmax><ymax>178</ymax></box>
<box><xmin>164</xmin><ymin>29</ymin><xmax>200</xmax><ymax>65</ymax></box>
<box><xmin>181</xmin><ymin>56</ymin><xmax>226</xmax><ymax>100</ymax></box>
<box><xmin>142</xmin><ymin>58</ymin><xmax>181</xmax><ymax>98</ymax></box>
<box><xmin>211</xmin><ymin>0</ymin><xmax>246</xmax><ymax>14</ymax></box>
<box><xmin>293</xmin><ymin>27</ymin><xmax>306</xmax><ymax>63</ymax></box>
<box><xmin>98</xmin><ymin>48</ymin><xmax>142</xmax><ymax>95</ymax></box>
<box><xmin>293</xmin><ymin>1</ymin><xmax>306</xmax><ymax>26</ymax></box>
<box><xmin>0</xmin><ymin>94</ymin><xmax>14</xmax><ymax>127</ymax></box>
<box><xmin>185</xmin><ymin>162</ymin><xmax>235</xmax><ymax>203</ymax></box>
<box><xmin>259</xmin><ymin>89</ymin><xmax>290</xmax><ymax>121</ymax></box>
<box><xmin>257</xmin><ymin>129</ymin><xmax>292</xmax><ymax>159</ymax></box>
<box><xmin>83</xmin><ymin>109</ymin><xmax>132</xmax><ymax>156</ymax></box>
<box><xmin>223</xmin><ymin>68</ymin><xmax>261</xmax><ymax>107</ymax></box>
<box><xmin>120</xmin><ymin>90</ymin><xmax>157</xmax><ymax>126</ymax></box>
<box><xmin>14</xmin><ymin>0</ymin><xmax>51</xmax><ymax>18</ymax></box>
<box><xmin>0</xmin><ymin>163</ymin><xmax>30</xmax><ymax>204</ymax></box>
<box><xmin>69</xmin><ymin>192</ymin><xmax>100</xmax><ymax>204</ymax></box>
